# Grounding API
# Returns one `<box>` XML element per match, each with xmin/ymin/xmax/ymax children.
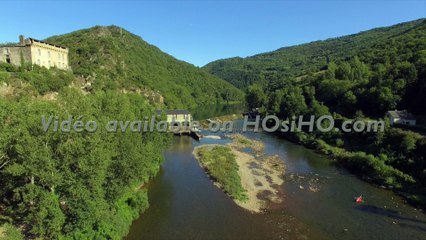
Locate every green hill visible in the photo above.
<box><xmin>204</xmin><ymin>19</ymin><xmax>425</xmax><ymax>100</ymax></box>
<box><xmin>46</xmin><ymin>25</ymin><xmax>243</xmax><ymax>108</ymax></box>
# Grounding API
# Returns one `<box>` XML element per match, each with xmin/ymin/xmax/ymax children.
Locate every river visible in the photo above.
<box><xmin>125</xmin><ymin>117</ymin><xmax>426</xmax><ymax>240</ymax></box>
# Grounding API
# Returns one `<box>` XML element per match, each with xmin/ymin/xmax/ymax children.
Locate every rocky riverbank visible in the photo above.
<box><xmin>193</xmin><ymin>134</ymin><xmax>285</xmax><ymax>213</ymax></box>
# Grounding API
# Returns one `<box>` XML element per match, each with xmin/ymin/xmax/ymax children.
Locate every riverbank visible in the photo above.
<box><xmin>199</xmin><ymin>113</ymin><xmax>243</xmax><ymax>128</ymax></box>
<box><xmin>273</xmin><ymin>130</ymin><xmax>426</xmax><ymax>210</ymax></box>
<box><xmin>193</xmin><ymin>134</ymin><xmax>285</xmax><ymax>213</ymax></box>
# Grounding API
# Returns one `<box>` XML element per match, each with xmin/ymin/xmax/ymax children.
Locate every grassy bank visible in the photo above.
<box><xmin>194</xmin><ymin>145</ymin><xmax>248</xmax><ymax>202</ymax></box>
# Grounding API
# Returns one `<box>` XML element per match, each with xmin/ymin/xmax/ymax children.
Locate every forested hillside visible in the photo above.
<box><xmin>204</xmin><ymin>18</ymin><xmax>425</xmax><ymax>114</ymax></box>
<box><xmin>46</xmin><ymin>26</ymin><xmax>243</xmax><ymax>108</ymax></box>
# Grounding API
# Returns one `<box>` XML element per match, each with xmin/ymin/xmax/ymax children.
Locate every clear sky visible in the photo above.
<box><xmin>0</xmin><ymin>1</ymin><xmax>425</xmax><ymax>66</ymax></box>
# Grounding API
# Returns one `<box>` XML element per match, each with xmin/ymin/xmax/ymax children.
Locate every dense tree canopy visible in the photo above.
<box><xmin>0</xmin><ymin>69</ymin><xmax>170</xmax><ymax>239</ymax></box>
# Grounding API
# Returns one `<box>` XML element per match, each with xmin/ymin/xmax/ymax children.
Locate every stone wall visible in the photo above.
<box><xmin>0</xmin><ymin>46</ymin><xmax>32</xmax><ymax>66</ymax></box>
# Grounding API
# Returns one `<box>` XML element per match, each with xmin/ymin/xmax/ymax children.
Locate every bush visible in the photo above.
<box><xmin>15</xmin><ymin>69</ymin><xmax>73</xmax><ymax>95</ymax></box>
<box><xmin>0</xmin><ymin>63</ymin><xmax>18</xmax><ymax>72</ymax></box>
<box><xmin>335</xmin><ymin>138</ymin><xmax>344</xmax><ymax>147</ymax></box>
<box><xmin>0</xmin><ymin>72</ymin><xmax>10</xmax><ymax>82</ymax></box>
<box><xmin>0</xmin><ymin>223</ymin><xmax>24</xmax><ymax>240</ymax></box>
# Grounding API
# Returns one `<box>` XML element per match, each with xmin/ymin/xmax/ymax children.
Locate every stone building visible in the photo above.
<box><xmin>0</xmin><ymin>35</ymin><xmax>69</xmax><ymax>70</ymax></box>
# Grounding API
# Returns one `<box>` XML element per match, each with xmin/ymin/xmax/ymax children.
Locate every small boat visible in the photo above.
<box><xmin>355</xmin><ymin>195</ymin><xmax>363</xmax><ymax>204</ymax></box>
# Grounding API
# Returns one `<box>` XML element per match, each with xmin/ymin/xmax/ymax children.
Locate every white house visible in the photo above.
<box><xmin>156</xmin><ymin>109</ymin><xmax>193</xmax><ymax>125</ymax></box>
<box><xmin>386</xmin><ymin>110</ymin><xmax>416</xmax><ymax>126</ymax></box>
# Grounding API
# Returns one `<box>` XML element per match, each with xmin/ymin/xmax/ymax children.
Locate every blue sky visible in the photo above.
<box><xmin>0</xmin><ymin>1</ymin><xmax>425</xmax><ymax>66</ymax></box>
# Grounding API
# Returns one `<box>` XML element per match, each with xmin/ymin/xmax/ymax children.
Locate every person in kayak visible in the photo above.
<box><xmin>355</xmin><ymin>195</ymin><xmax>363</xmax><ymax>203</ymax></box>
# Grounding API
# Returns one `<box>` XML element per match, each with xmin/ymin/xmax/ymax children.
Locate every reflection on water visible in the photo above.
<box><xmin>171</xmin><ymin>135</ymin><xmax>193</xmax><ymax>153</ymax></box>
<box><xmin>189</xmin><ymin>103</ymin><xmax>245</xmax><ymax>120</ymax></box>
<box><xmin>126</xmin><ymin>129</ymin><xmax>426</xmax><ymax>240</ymax></box>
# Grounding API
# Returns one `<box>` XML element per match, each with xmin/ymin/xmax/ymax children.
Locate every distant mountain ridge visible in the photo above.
<box><xmin>46</xmin><ymin>25</ymin><xmax>243</xmax><ymax>108</ymax></box>
<box><xmin>203</xmin><ymin>18</ymin><xmax>426</xmax><ymax>89</ymax></box>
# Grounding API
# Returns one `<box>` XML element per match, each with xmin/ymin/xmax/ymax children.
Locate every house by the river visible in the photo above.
<box><xmin>156</xmin><ymin>109</ymin><xmax>193</xmax><ymax>125</ymax></box>
<box><xmin>156</xmin><ymin>109</ymin><xmax>200</xmax><ymax>140</ymax></box>
<box><xmin>386</xmin><ymin>110</ymin><xmax>416</xmax><ymax>126</ymax></box>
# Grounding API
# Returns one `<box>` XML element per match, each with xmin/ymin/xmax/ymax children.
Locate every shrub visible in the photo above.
<box><xmin>0</xmin><ymin>63</ymin><xmax>18</xmax><ymax>72</ymax></box>
<box><xmin>0</xmin><ymin>72</ymin><xmax>10</xmax><ymax>82</ymax></box>
<box><xmin>0</xmin><ymin>223</ymin><xmax>24</xmax><ymax>240</ymax></box>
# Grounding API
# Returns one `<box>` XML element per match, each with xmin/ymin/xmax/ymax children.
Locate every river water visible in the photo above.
<box><xmin>125</xmin><ymin>118</ymin><xmax>426</xmax><ymax>240</ymax></box>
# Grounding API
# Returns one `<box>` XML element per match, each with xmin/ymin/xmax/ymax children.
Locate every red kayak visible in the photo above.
<box><xmin>355</xmin><ymin>195</ymin><xmax>363</xmax><ymax>204</ymax></box>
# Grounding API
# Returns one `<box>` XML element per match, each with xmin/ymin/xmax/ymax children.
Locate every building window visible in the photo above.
<box><xmin>48</xmin><ymin>60</ymin><xmax>51</xmax><ymax>67</ymax></box>
<box><xmin>5</xmin><ymin>48</ymin><xmax>9</xmax><ymax>54</ymax></box>
<box><xmin>62</xmin><ymin>54</ymin><xmax>64</xmax><ymax>60</ymax></box>
<box><xmin>37</xmin><ymin>59</ymin><xmax>40</xmax><ymax>65</ymax></box>
<box><xmin>38</xmin><ymin>49</ymin><xmax>41</xmax><ymax>56</ymax></box>
<box><xmin>48</xmin><ymin>51</ymin><xmax>50</xmax><ymax>58</ymax></box>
